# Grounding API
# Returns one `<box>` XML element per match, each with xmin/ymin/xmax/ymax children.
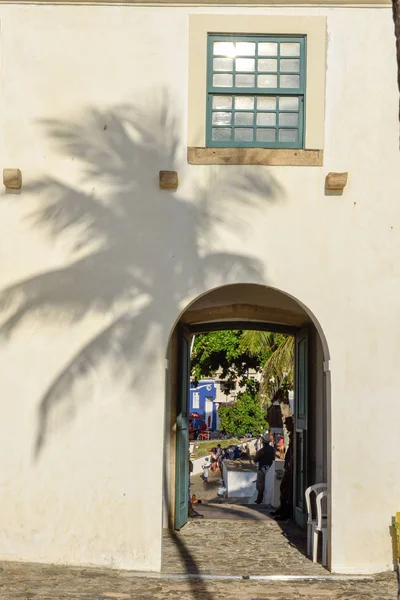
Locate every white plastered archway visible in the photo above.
<box><xmin>163</xmin><ymin>283</ymin><xmax>332</xmax><ymax>570</ymax></box>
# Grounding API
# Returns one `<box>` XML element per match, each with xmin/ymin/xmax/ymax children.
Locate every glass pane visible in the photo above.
<box><xmin>213</xmin><ymin>42</ymin><xmax>235</xmax><ymax>57</ymax></box>
<box><xmin>257</xmin><ymin>96</ymin><xmax>276</xmax><ymax>110</ymax></box>
<box><xmin>213</xmin><ymin>96</ymin><xmax>233</xmax><ymax>110</ymax></box>
<box><xmin>235</xmin><ymin>96</ymin><xmax>254</xmax><ymax>110</ymax></box>
<box><xmin>236</xmin><ymin>42</ymin><xmax>255</xmax><ymax>56</ymax></box>
<box><xmin>236</xmin><ymin>58</ymin><xmax>255</xmax><ymax>72</ymax></box>
<box><xmin>212</xmin><ymin>127</ymin><xmax>232</xmax><ymax>141</ymax></box>
<box><xmin>212</xmin><ymin>112</ymin><xmax>232</xmax><ymax>125</ymax></box>
<box><xmin>280</xmin><ymin>74</ymin><xmax>300</xmax><ymax>88</ymax></box>
<box><xmin>258</xmin><ymin>59</ymin><xmax>277</xmax><ymax>72</ymax></box>
<box><xmin>279</xmin><ymin>96</ymin><xmax>299</xmax><ymax>111</ymax></box>
<box><xmin>257</xmin><ymin>112</ymin><xmax>276</xmax><ymax>126</ymax></box>
<box><xmin>234</xmin><ymin>128</ymin><xmax>253</xmax><ymax>141</ymax></box>
<box><xmin>280</xmin><ymin>42</ymin><xmax>300</xmax><ymax>57</ymax></box>
<box><xmin>258</xmin><ymin>74</ymin><xmax>277</xmax><ymax>88</ymax></box>
<box><xmin>213</xmin><ymin>57</ymin><xmax>234</xmax><ymax>72</ymax></box>
<box><xmin>279</xmin><ymin>112</ymin><xmax>298</xmax><ymax>127</ymax></box>
<box><xmin>213</xmin><ymin>74</ymin><xmax>233</xmax><ymax>87</ymax></box>
<box><xmin>280</xmin><ymin>59</ymin><xmax>300</xmax><ymax>73</ymax></box>
<box><xmin>235</xmin><ymin>112</ymin><xmax>254</xmax><ymax>126</ymax></box>
<box><xmin>236</xmin><ymin>74</ymin><xmax>255</xmax><ymax>87</ymax></box>
<box><xmin>278</xmin><ymin>129</ymin><xmax>298</xmax><ymax>142</ymax></box>
<box><xmin>256</xmin><ymin>129</ymin><xmax>276</xmax><ymax>142</ymax></box>
<box><xmin>258</xmin><ymin>42</ymin><xmax>278</xmax><ymax>56</ymax></box>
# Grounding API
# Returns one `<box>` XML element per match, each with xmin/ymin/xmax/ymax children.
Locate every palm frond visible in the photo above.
<box><xmin>239</xmin><ymin>330</ymin><xmax>275</xmax><ymax>357</ymax></box>
<box><xmin>261</xmin><ymin>336</ymin><xmax>295</xmax><ymax>394</ymax></box>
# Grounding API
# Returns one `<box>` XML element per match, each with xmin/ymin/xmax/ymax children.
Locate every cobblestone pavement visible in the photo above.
<box><xmin>162</xmin><ymin>517</ymin><xmax>328</xmax><ymax>576</ymax></box>
<box><xmin>2</xmin><ymin>464</ymin><xmax>397</xmax><ymax>599</ymax></box>
<box><xmin>0</xmin><ymin>560</ymin><xmax>397</xmax><ymax>599</ymax></box>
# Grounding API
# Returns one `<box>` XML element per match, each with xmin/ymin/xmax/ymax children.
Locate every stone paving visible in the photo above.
<box><xmin>162</xmin><ymin>516</ymin><xmax>328</xmax><ymax>576</ymax></box>
<box><xmin>1</xmin><ymin>464</ymin><xmax>397</xmax><ymax>599</ymax></box>
<box><xmin>174</xmin><ymin>462</ymin><xmax>327</xmax><ymax>577</ymax></box>
<box><xmin>0</xmin><ymin>560</ymin><xmax>397</xmax><ymax>599</ymax></box>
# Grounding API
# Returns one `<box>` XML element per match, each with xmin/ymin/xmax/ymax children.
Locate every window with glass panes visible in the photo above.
<box><xmin>207</xmin><ymin>35</ymin><xmax>306</xmax><ymax>149</ymax></box>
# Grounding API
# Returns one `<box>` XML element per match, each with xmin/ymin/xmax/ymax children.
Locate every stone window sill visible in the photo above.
<box><xmin>187</xmin><ymin>147</ymin><xmax>323</xmax><ymax>167</ymax></box>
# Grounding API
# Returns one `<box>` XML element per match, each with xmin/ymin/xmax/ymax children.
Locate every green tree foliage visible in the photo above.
<box><xmin>191</xmin><ymin>329</ymin><xmax>294</xmax><ymax>400</ymax></box>
<box><xmin>218</xmin><ymin>385</ymin><xmax>269</xmax><ymax>436</ymax></box>
<box><xmin>239</xmin><ymin>330</ymin><xmax>294</xmax><ymax>401</ymax></box>
<box><xmin>191</xmin><ymin>330</ymin><xmax>293</xmax><ymax>434</ymax></box>
<box><xmin>191</xmin><ymin>330</ymin><xmax>267</xmax><ymax>394</ymax></box>
<box><xmin>260</xmin><ymin>336</ymin><xmax>294</xmax><ymax>399</ymax></box>
<box><xmin>238</xmin><ymin>330</ymin><xmax>276</xmax><ymax>358</ymax></box>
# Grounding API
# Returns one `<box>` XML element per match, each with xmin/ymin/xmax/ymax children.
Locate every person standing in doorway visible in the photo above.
<box><xmin>273</xmin><ymin>416</ymin><xmax>294</xmax><ymax>521</ymax></box>
<box><xmin>254</xmin><ymin>433</ymin><xmax>275</xmax><ymax>504</ymax></box>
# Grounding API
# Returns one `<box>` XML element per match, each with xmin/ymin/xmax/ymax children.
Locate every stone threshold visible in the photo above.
<box><xmin>123</xmin><ymin>572</ymin><xmax>375</xmax><ymax>582</ymax></box>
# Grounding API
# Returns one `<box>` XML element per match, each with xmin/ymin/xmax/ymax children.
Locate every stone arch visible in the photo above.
<box><xmin>163</xmin><ymin>282</ymin><xmax>331</xmax><ymax>569</ymax></box>
<box><xmin>166</xmin><ymin>283</ymin><xmax>330</xmax><ymax>361</ymax></box>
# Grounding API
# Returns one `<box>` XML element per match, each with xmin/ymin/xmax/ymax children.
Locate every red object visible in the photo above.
<box><xmin>201</xmin><ymin>421</ymin><xmax>207</xmax><ymax>432</ymax></box>
<box><xmin>189</xmin><ymin>412</ymin><xmax>202</xmax><ymax>419</ymax></box>
<box><xmin>207</xmin><ymin>415</ymin><xmax>211</xmax><ymax>428</ymax></box>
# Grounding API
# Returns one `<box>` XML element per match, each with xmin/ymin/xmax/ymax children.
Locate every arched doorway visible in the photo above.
<box><xmin>163</xmin><ymin>283</ymin><xmax>331</xmax><ymax>571</ymax></box>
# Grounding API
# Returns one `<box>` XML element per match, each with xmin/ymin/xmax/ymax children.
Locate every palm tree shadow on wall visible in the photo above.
<box><xmin>0</xmin><ymin>94</ymin><xmax>283</xmax><ymax>461</ymax></box>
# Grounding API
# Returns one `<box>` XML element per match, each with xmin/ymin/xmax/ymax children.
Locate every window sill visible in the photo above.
<box><xmin>187</xmin><ymin>147</ymin><xmax>323</xmax><ymax>166</ymax></box>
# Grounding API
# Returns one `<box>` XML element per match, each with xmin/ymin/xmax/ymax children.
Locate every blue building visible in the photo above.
<box><xmin>189</xmin><ymin>379</ymin><xmax>218</xmax><ymax>430</ymax></box>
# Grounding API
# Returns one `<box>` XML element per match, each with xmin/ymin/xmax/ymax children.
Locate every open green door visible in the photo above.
<box><xmin>174</xmin><ymin>324</ymin><xmax>191</xmax><ymax>530</ymax></box>
<box><xmin>294</xmin><ymin>327</ymin><xmax>308</xmax><ymax>528</ymax></box>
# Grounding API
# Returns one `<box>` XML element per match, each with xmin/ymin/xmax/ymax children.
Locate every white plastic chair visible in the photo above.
<box><xmin>305</xmin><ymin>483</ymin><xmax>327</xmax><ymax>557</ymax></box>
<box><xmin>313</xmin><ymin>489</ymin><xmax>328</xmax><ymax>567</ymax></box>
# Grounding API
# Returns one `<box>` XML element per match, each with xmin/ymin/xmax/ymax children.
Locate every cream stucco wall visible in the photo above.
<box><xmin>0</xmin><ymin>3</ymin><xmax>399</xmax><ymax>575</ymax></box>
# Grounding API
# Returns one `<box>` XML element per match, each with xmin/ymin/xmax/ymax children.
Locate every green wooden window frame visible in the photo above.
<box><xmin>206</xmin><ymin>34</ymin><xmax>306</xmax><ymax>149</ymax></box>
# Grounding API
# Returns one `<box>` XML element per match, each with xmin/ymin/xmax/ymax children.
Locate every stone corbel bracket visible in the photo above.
<box><xmin>159</xmin><ymin>170</ymin><xmax>178</xmax><ymax>190</ymax></box>
<box><xmin>325</xmin><ymin>172</ymin><xmax>348</xmax><ymax>192</ymax></box>
<box><xmin>3</xmin><ymin>169</ymin><xmax>22</xmax><ymax>190</ymax></box>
